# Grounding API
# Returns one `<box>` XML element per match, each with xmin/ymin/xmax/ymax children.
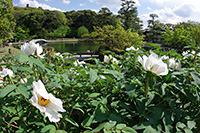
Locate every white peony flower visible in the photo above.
<box><xmin>29</xmin><ymin>80</ymin><xmax>66</xmax><ymax>122</ymax></box>
<box><xmin>21</xmin><ymin>42</ymin><xmax>35</xmax><ymax>56</ymax></box>
<box><xmin>168</xmin><ymin>58</ymin><xmax>181</xmax><ymax>70</ymax></box>
<box><xmin>104</xmin><ymin>55</ymin><xmax>110</xmax><ymax>63</ymax></box>
<box><xmin>0</xmin><ymin>68</ymin><xmax>14</xmax><ymax>78</ymax></box>
<box><xmin>138</xmin><ymin>52</ymin><xmax>168</xmax><ymax>75</ymax></box>
<box><xmin>168</xmin><ymin>58</ymin><xmax>176</xmax><ymax>68</ymax></box>
<box><xmin>21</xmin><ymin>40</ymin><xmax>45</xmax><ymax>58</ymax></box>
<box><xmin>104</xmin><ymin>55</ymin><xmax>118</xmax><ymax>64</ymax></box>
<box><xmin>126</xmin><ymin>46</ymin><xmax>139</xmax><ymax>51</ymax></box>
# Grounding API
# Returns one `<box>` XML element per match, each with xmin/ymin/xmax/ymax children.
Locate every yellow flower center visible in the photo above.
<box><xmin>38</xmin><ymin>96</ymin><xmax>50</xmax><ymax>106</ymax></box>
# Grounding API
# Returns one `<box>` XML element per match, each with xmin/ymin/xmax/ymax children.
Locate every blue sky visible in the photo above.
<box><xmin>13</xmin><ymin>0</ymin><xmax>200</xmax><ymax>29</ymax></box>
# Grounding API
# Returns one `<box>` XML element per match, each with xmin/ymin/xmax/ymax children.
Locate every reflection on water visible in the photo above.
<box><xmin>46</xmin><ymin>41</ymin><xmax>100</xmax><ymax>53</ymax></box>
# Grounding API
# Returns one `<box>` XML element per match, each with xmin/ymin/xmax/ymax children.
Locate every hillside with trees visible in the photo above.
<box><xmin>1</xmin><ymin>0</ymin><xmax>200</xmax><ymax>50</ymax></box>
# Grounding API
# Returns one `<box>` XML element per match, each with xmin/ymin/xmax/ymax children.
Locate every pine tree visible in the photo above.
<box><xmin>118</xmin><ymin>0</ymin><xmax>142</xmax><ymax>32</ymax></box>
<box><xmin>147</xmin><ymin>14</ymin><xmax>163</xmax><ymax>43</ymax></box>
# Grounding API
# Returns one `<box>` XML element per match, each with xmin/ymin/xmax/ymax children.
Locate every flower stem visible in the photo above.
<box><xmin>144</xmin><ymin>72</ymin><xmax>149</xmax><ymax>97</ymax></box>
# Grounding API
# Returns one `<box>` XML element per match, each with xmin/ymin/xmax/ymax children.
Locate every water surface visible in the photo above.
<box><xmin>47</xmin><ymin>41</ymin><xmax>100</xmax><ymax>53</ymax></box>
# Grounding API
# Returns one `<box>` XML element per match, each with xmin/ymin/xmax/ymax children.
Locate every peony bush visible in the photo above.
<box><xmin>0</xmin><ymin>42</ymin><xmax>200</xmax><ymax>132</ymax></box>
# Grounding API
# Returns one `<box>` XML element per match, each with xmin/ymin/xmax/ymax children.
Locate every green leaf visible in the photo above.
<box><xmin>41</xmin><ymin>125</ymin><xmax>56</xmax><ymax>133</ymax></box>
<box><xmin>0</xmin><ymin>84</ymin><xmax>16</xmax><ymax>98</ymax></box>
<box><xmin>109</xmin><ymin>113</ymin><xmax>123</xmax><ymax>123</ymax></box>
<box><xmin>92</xmin><ymin>122</ymin><xmax>106</xmax><ymax>132</ymax></box>
<box><xmin>14</xmin><ymin>53</ymin><xmax>29</xmax><ymax>63</ymax></box>
<box><xmin>56</xmin><ymin>130</ymin><xmax>67</xmax><ymax>133</ymax></box>
<box><xmin>90</xmin><ymin>68</ymin><xmax>98</xmax><ymax>83</ymax></box>
<box><xmin>143</xmin><ymin>126</ymin><xmax>158</xmax><ymax>133</ymax></box>
<box><xmin>62</xmin><ymin>74</ymin><xmax>70</xmax><ymax>82</ymax></box>
<box><xmin>125</xmin><ymin>84</ymin><xmax>137</xmax><ymax>99</ymax></box>
<box><xmin>46</xmin><ymin>82</ymin><xmax>62</xmax><ymax>89</ymax></box>
<box><xmin>132</xmin><ymin>122</ymin><xmax>151</xmax><ymax>130</ymax></box>
<box><xmin>88</xmin><ymin>93</ymin><xmax>100</xmax><ymax>98</ymax></box>
<box><xmin>2</xmin><ymin>106</ymin><xmax>17</xmax><ymax>114</ymax></box>
<box><xmin>161</xmin><ymin>83</ymin><xmax>168</xmax><ymax>96</ymax></box>
<box><xmin>191</xmin><ymin>71</ymin><xmax>200</xmax><ymax>86</ymax></box>
<box><xmin>136</xmin><ymin>98</ymin><xmax>146</xmax><ymax>115</ymax></box>
<box><xmin>187</xmin><ymin>121</ymin><xmax>196</xmax><ymax>129</ymax></box>
<box><xmin>176</xmin><ymin>122</ymin><xmax>186</xmax><ymax>131</ymax></box>
<box><xmin>10</xmin><ymin>117</ymin><xmax>20</xmax><ymax>124</ymax></box>
<box><xmin>183</xmin><ymin>127</ymin><xmax>193</xmax><ymax>133</ymax></box>
<box><xmin>104</xmin><ymin>121</ymin><xmax>116</xmax><ymax>130</ymax></box>
<box><xmin>121</xmin><ymin>127</ymin><xmax>137</xmax><ymax>133</ymax></box>
<box><xmin>81</xmin><ymin>115</ymin><xmax>94</xmax><ymax>128</ymax></box>
<box><xmin>17</xmin><ymin>84</ymin><xmax>31</xmax><ymax>99</ymax></box>
<box><xmin>104</xmin><ymin>69</ymin><xmax>124</xmax><ymax>80</ymax></box>
<box><xmin>116</xmin><ymin>124</ymin><xmax>126</xmax><ymax>129</ymax></box>
<box><xmin>65</xmin><ymin>117</ymin><xmax>79</xmax><ymax>127</ymax></box>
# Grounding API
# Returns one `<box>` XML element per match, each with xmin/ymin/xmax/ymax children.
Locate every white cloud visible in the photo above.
<box><xmin>16</xmin><ymin>0</ymin><xmax>64</xmax><ymax>11</ymax></box>
<box><xmin>140</xmin><ymin>0</ymin><xmax>200</xmax><ymax>29</ymax></box>
<box><xmin>147</xmin><ymin>7</ymin><xmax>152</xmax><ymax>10</ymax></box>
<box><xmin>80</xmin><ymin>3</ymin><xmax>86</xmax><ymax>7</ymax></box>
<box><xmin>89</xmin><ymin>0</ymin><xmax>140</xmax><ymax>10</ymax></box>
<box><xmin>63</xmin><ymin>0</ymin><xmax>70</xmax><ymax>5</ymax></box>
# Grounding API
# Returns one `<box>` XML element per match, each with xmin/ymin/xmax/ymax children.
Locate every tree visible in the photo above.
<box><xmin>12</xmin><ymin>26</ymin><xmax>29</xmax><ymax>41</ymax></box>
<box><xmin>93</xmin><ymin>19</ymin><xmax>145</xmax><ymax>52</ymax></box>
<box><xmin>147</xmin><ymin>14</ymin><xmax>163</xmax><ymax>43</ymax></box>
<box><xmin>44</xmin><ymin>10</ymin><xmax>67</xmax><ymax>33</ymax></box>
<box><xmin>118</xmin><ymin>0</ymin><xmax>142</xmax><ymax>32</ymax></box>
<box><xmin>190</xmin><ymin>24</ymin><xmax>200</xmax><ymax>47</ymax></box>
<box><xmin>47</xmin><ymin>25</ymin><xmax>70</xmax><ymax>39</ymax></box>
<box><xmin>70</xmin><ymin>10</ymin><xmax>97</xmax><ymax>32</ymax></box>
<box><xmin>162</xmin><ymin>25</ymin><xmax>192</xmax><ymax>48</ymax></box>
<box><xmin>97</xmin><ymin>7</ymin><xmax>113</xmax><ymax>26</ymax></box>
<box><xmin>77</xmin><ymin>26</ymin><xmax>89</xmax><ymax>38</ymax></box>
<box><xmin>0</xmin><ymin>0</ymin><xmax>15</xmax><ymax>44</ymax></box>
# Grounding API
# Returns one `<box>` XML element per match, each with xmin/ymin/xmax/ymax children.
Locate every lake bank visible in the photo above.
<box><xmin>12</xmin><ymin>38</ymin><xmax>82</xmax><ymax>45</ymax></box>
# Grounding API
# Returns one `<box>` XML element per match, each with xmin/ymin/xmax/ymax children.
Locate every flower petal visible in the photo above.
<box><xmin>45</xmin><ymin>107</ymin><xmax>61</xmax><ymax>122</ymax></box>
<box><xmin>33</xmin><ymin>80</ymin><xmax>49</xmax><ymax>99</ymax></box>
<box><xmin>48</xmin><ymin>94</ymin><xmax>66</xmax><ymax>112</ymax></box>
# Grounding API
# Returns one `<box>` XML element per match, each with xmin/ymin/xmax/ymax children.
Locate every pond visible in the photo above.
<box><xmin>46</xmin><ymin>40</ymin><xmax>100</xmax><ymax>53</ymax></box>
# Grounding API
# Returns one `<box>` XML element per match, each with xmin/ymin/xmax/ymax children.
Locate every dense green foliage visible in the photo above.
<box><xmin>47</xmin><ymin>25</ymin><xmax>71</xmax><ymax>39</ymax></box>
<box><xmin>118</xmin><ymin>0</ymin><xmax>143</xmax><ymax>32</ymax></box>
<box><xmin>77</xmin><ymin>26</ymin><xmax>89</xmax><ymax>38</ymax></box>
<box><xmin>93</xmin><ymin>19</ymin><xmax>145</xmax><ymax>52</ymax></box>
<box><xmin>1</xmin><ymin>43</ymin><xmax>200</xmax><ymax>132</ymax></box>
<box><xmin>0</xmin><ymin>0</ymin><xmax>15</xmax><ymax>44</ymax></box>
<box><xmin>146</xmin><ymin>14</ymin><xmax>164</xmax><ymax>43</ymax></box>
<box><xmin>13</xmin><ymin>7</ymin><xmax>68</xmax><ymax>40</ymax></box>
<box><xmin>162</xmin><ymin>26</ymin><xmax>192</xmax><ymax>48</ymax></box>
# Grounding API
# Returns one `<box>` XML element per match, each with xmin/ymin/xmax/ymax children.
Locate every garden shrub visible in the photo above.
<box><xmin>0</xmin><ymin>42</ymin><xmax>200</xmax><ymax>132</ymax></box>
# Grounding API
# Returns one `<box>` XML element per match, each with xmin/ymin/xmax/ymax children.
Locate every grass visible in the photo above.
<box><xmin>0</xmin><ymin>46</ymin><xmax>21</xmax><ymax>56</ymax></box>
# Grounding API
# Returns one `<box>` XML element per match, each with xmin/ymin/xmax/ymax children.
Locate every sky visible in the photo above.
<box><xmin>13</xmin><ymin>0</ymin><xmax>200</xmax><ymax>29</ymax></box>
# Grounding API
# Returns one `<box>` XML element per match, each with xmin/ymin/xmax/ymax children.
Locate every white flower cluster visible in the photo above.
<box><xmin>126</xmin><ymin>46</ymin><xmax>139</xmax><ymax>52</ymax></box>
<box><xmin>0</xmin><ymin>68</ymin><xmax>14</xmax><ymax>87</ymax></box>
<box><xmin>21</xmin><ymin>40</ymin><xmax>45</xmax><ymax>58</ymax></box>
<box><xmin>104</xmin><ymin>55</ymin><xmax>119</xmax><ymax>64</ymax></box>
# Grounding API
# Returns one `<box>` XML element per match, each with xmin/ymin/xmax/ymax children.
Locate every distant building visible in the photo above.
<box><xmin>26</xmin><ymin>4</ymin><xmax>29</xmax><ymax>8</ymax></box>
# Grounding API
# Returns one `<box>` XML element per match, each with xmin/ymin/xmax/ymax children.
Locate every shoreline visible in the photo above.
<box><xmin>12</xmin><ymin>38</ymin><xmax>82</xmax><ymax>45</ymax></box>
